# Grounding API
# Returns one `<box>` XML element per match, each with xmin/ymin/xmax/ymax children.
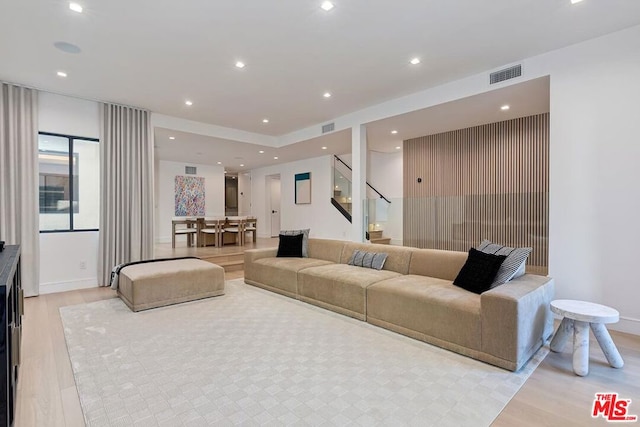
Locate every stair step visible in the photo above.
<box><xmin>368</xmin><ymin>230</ymin><xmax>383</xmax><ymax>239</ymax></box>
<box><xmin>370</xmin><ymin>237</ymin><xmax>391</xmax><ymax>245</ymax></box>
<box><xmin>202</xmin><ymin>258</ymin><xmax>244</xmax><ymax>272</ymax></box>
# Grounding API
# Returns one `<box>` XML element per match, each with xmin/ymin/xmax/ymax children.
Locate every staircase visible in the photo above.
<box><xmin>200</xmin><ymin>252</ymin><xmax>244</xmax><ymax>272</ymax></box>
<box><xmin>368</xmin><ymin>230</ymin><xmax>391</xmax><ymax>245</ymax></box>
<box><xmin>331</xmin><ymin>155</ymin><xmax>390</xmax><ymax>225</ymax></box>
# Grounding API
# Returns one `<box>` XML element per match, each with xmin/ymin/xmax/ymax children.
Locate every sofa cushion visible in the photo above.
<box><xmin>408</xmin><ymin>248</ymin><xmax>468</xmax><ymax>280</ymax></box>
<box><xmin>340</xmin><ymin>242</ymin><xmax>414</xmax><ymax>274</ymax></box>
<box><xmin>277</xmin><ymin>233</ymin><xmax>304</xmax><ymax>257</ymax></box>
<box><xmin>298</xmin><ymin>264</ymin><xmax>401</xmax><ymax>320</ymax></box>
<box><xmin>347</xmin><ymin>250</ymin><xmax>388</xmax><ymax>270</ymax></box>
<box><xmin>367</xmin><ymin>275</ymin><xmax>482</xmax><ymax>351</ymax></box>
<box><xmin>453</xmin><ymin>248</ymin><xmax>507</xmax><ymax>294</ymax></box>
<box><xmin>307</xmin><ymin>239</ymin><xmax>346</xmax><ymax>263</ymax></box>
<box><xmin>247</xmin><ymin>257</ymin><xmax>334</xmax><ymax>297</ymax></box>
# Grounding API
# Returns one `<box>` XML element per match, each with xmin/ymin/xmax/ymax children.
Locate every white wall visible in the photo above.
<box><xmin>155</xmin><ymin>160</ymin><xmax>225</xmax><ymax>243</ymax></box>
<box><xmin>250</xmin><ymin>155</ymin><xmax>352</xmax><ymax>240</ymax></box>
<box><xmin>38</xmin><ymin>92</ymin><xmax>101</xmax><ymax>293</ymax></box>
<box><xmin>369</xmin><ymin>151</ymin><xmax>403</xmax><ymax>245</ymax></box>
<box><xmin>542</xmin><ymin>26</ymin><xmax>640</xmax><ymax>335</ymax></box>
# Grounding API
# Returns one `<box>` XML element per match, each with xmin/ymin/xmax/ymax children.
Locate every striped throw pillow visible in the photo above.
<box><xmin>347</xmin><ymin>250</ymin><xmax>388</xmax><ymax>271</ymax></box>
<box><xmin>476</xmin><ymin>239</ymin><xmax>532</xmax><ymax>287</ymax></box>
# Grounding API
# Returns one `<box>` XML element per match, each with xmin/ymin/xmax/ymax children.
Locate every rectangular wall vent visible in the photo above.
<box><xmin>490</xmin><ymin>65</ymin><xmax>522</xmax><ymax>84</ymax></box>
<box><xmin>322</xmin><ymin>123</ymin><xmax>335</xmax><ymax>134</ymax></box>
<box><xmin>185</xmin><ymin>166</ymin><xmax>197</xmax><ymax>175</ymax></box>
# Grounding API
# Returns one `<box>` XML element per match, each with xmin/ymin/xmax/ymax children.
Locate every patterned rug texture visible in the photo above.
<box><xmin>60</xmin><ymin>279</ymin><xmax>547</xmax><ymax>426</ymax></box>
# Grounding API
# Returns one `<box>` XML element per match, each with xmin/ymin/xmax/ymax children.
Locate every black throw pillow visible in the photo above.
<box><xmin>453</xmin><ymin>248</ymin><xmax>507</xmax><ymax>294</ymax></box>
<box><xmin>277</xmin><ymin>233</ymin><xmax>304</xmax><ymax>257</ymax></box>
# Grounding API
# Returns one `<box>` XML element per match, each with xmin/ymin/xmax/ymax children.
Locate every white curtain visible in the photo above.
<box><xmin>0</xmin><ymin>83</ymin><xmax>40</xmax><ymax>296</ymax></box>
<box><xmin>98</xmin><ymin>103</ymin><xmax>154</xmax><ymax>286</ymax></box>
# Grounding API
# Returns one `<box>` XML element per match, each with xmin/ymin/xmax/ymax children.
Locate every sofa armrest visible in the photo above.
<box><xmin>481</xmin><ymin>274</ymin><xmax>555</xmax><ymax>371</ymax></box>
<box><xmin>244</xmin><ymin>248</ymin><xmax>278</xmax><ymax>264</ymax></box>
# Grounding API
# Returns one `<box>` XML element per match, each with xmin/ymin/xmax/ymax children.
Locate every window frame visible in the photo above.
<box><xmin>38</xmin><ymin>131</ymin><xmax>100</xmax><ymax>233</ymax></box>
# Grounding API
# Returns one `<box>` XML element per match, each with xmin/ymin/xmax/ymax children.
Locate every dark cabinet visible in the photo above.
<box><xmin>0</xmin><ymin>246</ymin><xmax>22</xmax><ymax>427</ymax></box>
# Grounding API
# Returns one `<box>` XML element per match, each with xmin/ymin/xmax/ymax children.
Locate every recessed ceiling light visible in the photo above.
<box><xmin>396</xmin><ymin>146</ymin><xmax>401</xmax><ymax>150</ymax></box>
<box><xmin>501</xmin><ymin>105</ymin><xmax>510</xmax><ymax>111</ymax></box>
<box><xmin>56</xmin><ymin>71</ymin><xmax>67</xmax><ymax>78</ymax></box>
<box><xmin>235</xmin><ymin>61</ymin><xmax>245</xmax><ymax>69</ymax></box>
<box><xmin>571</xmin><ymin>0</ymin><xmax>583</xmax><ymax>4</ymax></box>
<box><xmin>410</xmin><ymin>57</ymin><xmax>421</xmax><ymax>65</ymax></box>
<box><xmin>391</xmin><ymin>130</ymin><xmax>398</xmax><ymax>134</ymax></box>
<box><xmin>169</xmin><ymin>136</ymin><xmax>175</xmax><ymax>140</ymax></box>
<box><xmin>217</xmin><ymin>162</ymin><xmax>222</xmax><ymax>165</ymax></box>
<box><xmin>69</xmin><ymin>2</ymin><xmax>83</xmax><ymax>13</ymax></box>
<box><xmin>259</xmin><ymin>150</ymin><xmax>265</xmax><ymax>154</ymax></box>
<box><xmin>320</xmin><ymin>1</ymin><xmax>334</xmax><ymax>11</ymax></box>
<box><xmin>273</xmin><ymin>156</ymin><xmax>279</xmax><ymax>160</ymax></box>
<box><xmin>262</xmin><ymin>119</ymin><xmax>269</xmax><ymax>123</ymax></box>
<box><xmin>240</xmin><ymin>164</ymin><xmax>245</xmax><ymax>167</ymax></box>
<box><xmin>323</xmin><ymin>92</ymin><xmax>332</xmax><ymax>98</ymax></box>
<box><xmin>185</xmin><ymin>100</ymin><xmax>193</xmax><ymax>106</ymax></box>
<box><xmin>53</xmin><ymin>41</ymin><xmax>81</xmax><ymax>54</ymax></box>
<box><xmin>322</xmin><ymin>146</ymin><xmax>327</xmax><ymax>150</ymax></box>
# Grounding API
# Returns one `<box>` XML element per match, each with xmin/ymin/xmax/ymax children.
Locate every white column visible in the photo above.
<box><xmin>352</xmin><ymin>124</ymin><xmax>367</xmax><ymax>242</ymax></box>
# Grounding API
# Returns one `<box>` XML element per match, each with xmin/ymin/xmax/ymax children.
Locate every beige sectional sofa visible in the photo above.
<box><xmin>244</xmin><ymin>238</ymin><xmax>554</xmax><ymax>371</ymax></box>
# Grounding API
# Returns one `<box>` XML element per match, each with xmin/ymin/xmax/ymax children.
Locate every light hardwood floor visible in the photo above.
<box><xmin>15</xmin><ymin>250</ymin><xmax>640</xmax><ymax>425</ymax></box>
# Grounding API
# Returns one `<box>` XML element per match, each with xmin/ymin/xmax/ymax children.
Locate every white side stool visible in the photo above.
<box><xmin>549</xmin><ymin>299</ymin><xmax>624</xmax><ymax>376</ymax></box>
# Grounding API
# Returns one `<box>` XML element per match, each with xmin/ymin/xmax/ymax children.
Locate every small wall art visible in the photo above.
<box><xmin>175</xmin><ymin>175</ymin><xmax>205</xmax><ymax>216</ymax></box>
<box><xmin>295</xmin><ymin>172</ymin><xmax>311</xmax><ymax>204</ymax></box>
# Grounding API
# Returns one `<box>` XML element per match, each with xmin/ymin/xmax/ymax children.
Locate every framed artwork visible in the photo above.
<box><xmin>175</xmin><ymin>175</ymin><xmax>205</xmax><ymax>216</ymax></box>
<box><xmin>295</xmin><ymin>172</ymin><xmax>311</xmax><ymax>204</ymax></box>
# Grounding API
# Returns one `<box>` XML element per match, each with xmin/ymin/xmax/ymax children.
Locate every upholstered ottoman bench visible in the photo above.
<box><xmin>117</xmin><ymin>259</ymin><xmax>225</xmax><ymax>312</ymax></box>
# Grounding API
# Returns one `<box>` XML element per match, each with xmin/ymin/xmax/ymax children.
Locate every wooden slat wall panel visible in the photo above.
<box><xmin>403</xmin><ymin>113</ymin><xmax>549</xmax><ymax>272</ymax></box>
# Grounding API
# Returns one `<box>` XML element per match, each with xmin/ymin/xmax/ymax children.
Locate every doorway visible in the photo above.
<box><xmin>266</xmin><ymin>174</ymin><xmax>281</xmax><ymax>237</ymax></box>
<box><xmin>225</xmin><ymin>174</ymin><xmax>238</xmax><ymax>216</ymax></box>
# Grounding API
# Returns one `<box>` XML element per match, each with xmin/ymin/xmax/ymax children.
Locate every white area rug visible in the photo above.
<box><xmin>60</xmin><ymin>279</ymin><xmax>547</xmax><ymax>426</ymax></box>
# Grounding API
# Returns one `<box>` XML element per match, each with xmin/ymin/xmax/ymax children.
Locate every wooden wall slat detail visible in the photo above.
<box><xmin>403</xmin><ymin>113</ymin><xmax>549</xmax><ymax>273</ymax></box>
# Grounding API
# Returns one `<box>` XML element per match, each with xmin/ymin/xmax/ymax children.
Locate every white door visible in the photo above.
<box><xmin>267</xmin><ymin>175</ymin><xmax>281</xmax><ymax>237</ymax></box>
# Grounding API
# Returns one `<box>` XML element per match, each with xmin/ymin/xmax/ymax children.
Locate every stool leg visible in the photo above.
<box><xmin>550</xmin><ymin>318</ymin><xmax>573</xmax><ymax>352</ymax></box>
<box><xmin>590</xmin><ymin>323</ymin><xmax>624</xmax><ymax>368</ymax></box>
<box><xmin>573</xmin><ymin>320</ymin><xmax>590</xmax><ymax>376</ymax></box>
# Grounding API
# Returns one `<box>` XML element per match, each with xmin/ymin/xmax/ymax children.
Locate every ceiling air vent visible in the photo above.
<box><xmin>185</xmin><ymin>166</ymin><xmax>197</xmax><ymax>175</ymax></box>
<box><xmin>490</xmin><ymin>65</ymin><xmax>522</xmax><ymax>84</ymax></box>
<box><xmin>322</xmin><ymin>123</ymin><xmax>335</xmax><ymax>134</ymax></box>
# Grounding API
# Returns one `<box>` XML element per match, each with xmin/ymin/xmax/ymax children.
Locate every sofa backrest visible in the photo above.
<box><xmin>340</xmin><ymin>242</ymin><xmax>414</xmax><ymax>274</ymax></box>
<box><xmin>408</xmin><ymin>248</ymin><xmax>468</xmax><ymax>281</ymax></box>
<box><xmin>307</xmin><ymin>239</ymin><xmax>347</xmax><ymax>263</ymax></box>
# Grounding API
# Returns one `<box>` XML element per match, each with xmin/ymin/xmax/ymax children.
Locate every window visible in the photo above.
<box><xmin>38</xmin><ymin>132</ymin><xmax>100</xmax><ymax>232</ymax></box>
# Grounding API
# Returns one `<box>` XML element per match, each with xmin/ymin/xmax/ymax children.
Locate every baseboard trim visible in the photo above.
<box><xmin>611</xmin><ymin>317</ymin><xmax>640</xmax><ymax>336</ymax></box>
<box><xmin>40</xmin><ymin>278</ymin><xmax>98</xmax><ymax>295</ymax></box>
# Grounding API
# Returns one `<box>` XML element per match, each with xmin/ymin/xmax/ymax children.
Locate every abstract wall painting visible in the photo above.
<box><xmin>295</xmin><ymin>172</ymin><xmax>311</xmax><ymax>204</ymax></box>
<box><xmin>175</xmin><ymin>176</ymin><xmax>205</xmax><ymax>216</ymax></box>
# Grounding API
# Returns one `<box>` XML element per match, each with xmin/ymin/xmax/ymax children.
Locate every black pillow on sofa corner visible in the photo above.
<box><xmin>453</xmin><ymin>248</ymin><xmax>507</xmax><ymax>294</ymax></box>
<box><xmin>277</xmin><ymin>233</ymin><xmax>304</xmax><ymax>258</ymax></box>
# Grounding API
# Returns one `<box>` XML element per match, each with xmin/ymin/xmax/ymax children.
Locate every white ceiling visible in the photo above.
<box><xmin>1</xmin><ymin>0</ymin><xmax>639</xmax><ymax>138</ymax></box>
<box><xmin>156</xmin><ymin>76</ymin><xmax>549</xmax><ymax>172</ymax></box>
<box><xmin>155</xmin><ymin>127</ymin><xmax>351</xmax><ymax>172</ymax></box>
